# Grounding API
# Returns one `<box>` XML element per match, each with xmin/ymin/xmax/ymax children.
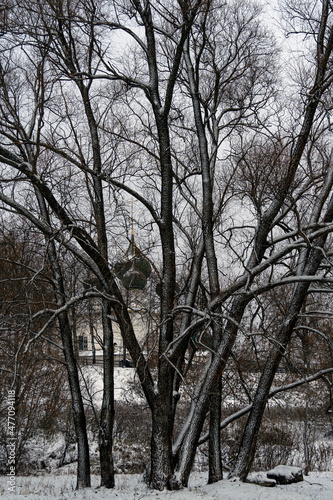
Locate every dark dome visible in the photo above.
<box><xmin>122</xmin><ymin>264</ymin><xmax>147</xmax><ymax>290</ymax></box>
<box><xmin>134</xmin><ymin>255</ymin><xmax>152</xmax><ymax>278</ymax></box>
<box><xmin>114</xmin><ymin>236</ymin><xmax>152</xmax><ymax>290</ymax></box>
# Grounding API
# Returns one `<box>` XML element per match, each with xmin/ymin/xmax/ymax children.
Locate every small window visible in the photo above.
<box><xmin>78</xmin><ymin>335</ymin><xmax>88</xmax><ymax>351</ymax></box>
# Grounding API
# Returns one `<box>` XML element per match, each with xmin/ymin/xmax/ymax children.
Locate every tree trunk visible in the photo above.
<box><xmin>59</xmin><ymin>312</ymin><xmax>91</xmax><ymax>489</ymax></box>
<box><xmin>35</xmin><ymin>190</ymin><xmax>91</xmax><ymax>489</ymax></box>
<box><xmin>184</xmin><ymin>41</ymin><xmax>224</xmax><ymax>485</ymax></box>
<box><xmin>99</xmin><ymin>299</ymin><xmax>115</xmax><ymax>488</ymax></box>
<box><xmin>230</xmin><ymin>239</ymin><xmax>330</xmax><ymax>481</ymax></box>
<box><xmin>173</xmin><ymin>295</ymin><xmax>251</xmax><ymax>487</ymax></box>
<box><xmin>149</xmin><ymin>394</ymin><xmax>175</xmax><ymax>490</ymax></box>
<box><xmin>208</xmin><ymin>377</ymin><xmax>222</xmax><ymax>483</ymax></box>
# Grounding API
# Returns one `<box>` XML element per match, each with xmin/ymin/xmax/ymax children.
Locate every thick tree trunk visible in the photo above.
<box><xmin>149</xmin><ymin>395</ymin><xmax>175</xmax><ymax>490</ymax></box>
<box><xmin>99</xmin><ymin>299</ymin><xmax>115</xmax><ymax>488</ymax></box>
<box><xmin>59</xmin><ymin>312</ymin><xmax>91</xmax><ymax>489</ymax></box>
<box><xmin>147</xmin><ymin>108</ymin><xmax>176</xmax><ymax>490</ymax></box>
<box><xmin>208</xmin><ymin>377</ymin><xmax>222</xmax><ymax>484</ymax></box>
<box><xmin>50</xmin><ymin>264</ymin><xmax>91</xmax><ymax>489</ymax></box>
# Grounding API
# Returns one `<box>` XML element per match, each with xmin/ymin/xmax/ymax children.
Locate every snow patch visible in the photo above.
<box><xmin>79</xmin><ymin>366</ymin><xmax>145</xmax><ymax>407</ymax></box>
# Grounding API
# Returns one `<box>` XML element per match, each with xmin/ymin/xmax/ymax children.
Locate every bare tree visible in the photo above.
<box><xmin>1</xmin><ymin>0</ymin><xmax>333</xmax><ymax>492</ymax></box>
<box><xmin>0</xmin><ymin>223</ymin><xmax>70</xmax><ymax>474</ymax></box>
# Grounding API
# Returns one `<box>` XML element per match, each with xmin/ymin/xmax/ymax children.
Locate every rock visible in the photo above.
<box><xmin>246</xmin><ymin>472</ymin><xmax>276</xmax><ymax>487</ymax></box>
<box><xmin>267</xmin><ymin>465</ymin><xmax>303</xmax><ymax>484</ymax></box>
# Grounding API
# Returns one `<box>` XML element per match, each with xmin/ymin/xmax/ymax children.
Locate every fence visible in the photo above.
<box><xmin>79</xmin><ymin>353</ymin><xmax>133</xmax><ymax>367</ymax></box>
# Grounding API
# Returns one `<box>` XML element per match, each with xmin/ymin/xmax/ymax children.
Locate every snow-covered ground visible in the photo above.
<box><xmin>2</xmin><ymin>367</ymin><xmax>333</xmax><ymax>499</ymax></box>
<box><xmin>1</xmin><ymin>471</ymin><xmax>333</xmax><ymax>499</ymax></box>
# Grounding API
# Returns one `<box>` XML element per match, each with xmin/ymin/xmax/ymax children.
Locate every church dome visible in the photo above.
<box><xmin>114</xmin><ymin>235</ymin><xmax>151</xmax><ymax>290</ymax></box>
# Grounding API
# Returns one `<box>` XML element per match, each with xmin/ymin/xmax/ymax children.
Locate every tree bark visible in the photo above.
<box><xmin>99</xmin><ymin>299</ymin><xmax>115</xmax><ymax>488</ymax></box>
<box><xmin>230</xmin><ymin>195</ymin><xmax>333</xmax><ymax>480</ymax></box>
<box><xmin>173</xmin><ymin>295</ymin><xmax>249</xmax><ymax>487</ymax></box>
<box><xmin>208</xmin><ymin>377</ymin><xmax>222</xmax><ymax>484</ymax></box>
<box><xmin>58</xmin><ymin>311</ymin><xmax>91</xmax><ymax>489</ymax></box>
<box><xmin>35</xmin><ymin>190</ymin><xmax>91</xmax><ymax>489</ymax></box>
<box><xmin>149</xmin><ymin>395</ymin><xmax>175</xmax><ymax>490</ymax></box>
<box><xmin>230</xmin><ymin>285</ymin><xmax>311</xmax><ymax>480</ymax></box>
<box><xmin>184</xmin><ymin>37</ymin><xmax>223</xmax><ymax>485</ymax></box>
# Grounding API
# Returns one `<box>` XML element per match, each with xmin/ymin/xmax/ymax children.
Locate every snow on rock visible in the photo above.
<box><xmin>246</xmin><ymin>472</ymin><xmax>276</xmax><ymax>487</ymax></box>
<box><xmin>267</xmin><ymin>465</ymin><xmax>303</xmax><ymax>484</ymax></box>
